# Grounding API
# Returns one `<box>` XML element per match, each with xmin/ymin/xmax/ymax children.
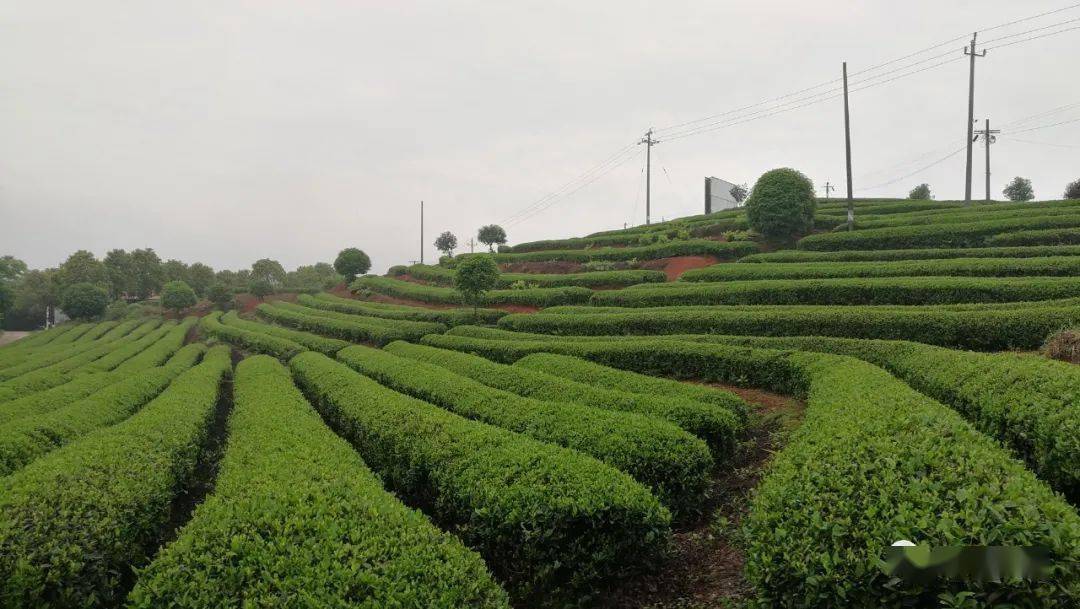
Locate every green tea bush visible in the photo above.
<box><xmin>847</xmin><ymin>200</ymin><xmax>1080</xmax><ymax>230</ymax></box>
<box><xmin>385</xmin><ymin>340</ymin><xmax>742</xmax><ymax>453</ymax></box>
<box><xmin>200</xmin><ymin>311</ymin><xmax>305</xmax><ymax>359</ymax></box>
<box><xmin>797</xmin><ymin>213</ymin><xmax>1080</xmax><ymax>251</ymax></box>
<box><xmin>0</xmin><ymin>343</ymin><xmax>205</xmax><ymax>476</ymax></box>
<box><xmin>986</xmin><ymin>227</ymin><xmax>1080</xmax><ymax>246</ymax></box>
<box><xmin>744</xmin><ymin>168</ymin><xmax>816</xmax><ymax>241</ymax></box>
<box><xmin>105</xmin><ymin>317</ymin><xmax>196</xmax><ymax>373</ymax></box>
<box><xmin>0</xmin><ymin>346</ymin><xmax>231</xmax><ymax>607</ymax></box>
<box><xmin>593</xmin><ymin>276</ymin><xmax>1080</xmax><ymax>307</ymax></box>
<box><xmin>682</xmin><ymin>254</ymin><xmax>1080</xmax><ymax>281</ymax></box>
<box><xmin>493</xmin><ymin>305</ymin><xmax>1080</xmax><ymax>350</ymax></box>
<box><xmin>337</xmin><ymin>344</ymin><xmax>712</xmax><ymax>518</ymax></box>
<box><xmin>301</xmin><ymin>292</ymin><xmax>507</xmax><ymax>325</ymax></box>
<box><xmin>351</xmin><ymin>275</ymin><xmax>593</xmax><ymax>307</ymax></box>
<box><xmin>220</xmin><ymin>310</ymin><xmax>348</xmax><ymax>355</ymax></box>
<box><xmin>257</xmin><ymin>302</ymin><xmax>444</xmax><ymax>345</ymax></box>
<box><xmin>465</xmin><ymin>240</ymin><xmax>759</xmax><ymax>265</ymax></box>
<box><xmin>289</xmin><ymin>352</ymin><xmax>671</xmax><ymax>606</ymax></box>
<box><xmin>128</xmin><ymin>355</ymin><xmax>509</xmax><ymax>609</ymax></box>
<box><xmin>740</xmin><ymin>243</ymin><xmax>1080</xmax><ymax>263</ymax></box>
<box><xmin>414</xmin><ymin>335</ymin><xmax>1080</xmax><ymax>607</ymax></box>
<box><xmin>401</xmin><ymin>263</ymin><xmax>667</xmax><ymax>288</ymax></box>
<box><xmin>667</xmin><ymin>334</ymin><xmax>1080</xmax><ymax>502</ymax></box>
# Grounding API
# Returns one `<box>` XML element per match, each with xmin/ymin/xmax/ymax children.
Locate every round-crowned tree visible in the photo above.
<box><xmin>434</xmin><ymin>231</ymin><xmax>458</xmax><ymax>258</ymax></box>
<box><xmin>1064</xmin><ymin>179</ymin><xmax>1080</xmax><ymax>200</ymax></box>
<box><xmin>454</xmin><ymin>255</ymin><xmax>500</xmax><ymax>316</ymax></box>
<box><xmin>249</xmin><ymin>279</ymin><xmax>274</xmax><ymax>301</ymax></box>
<box><xmin>160</xmin><ymin>280</ymin><xmax>197</xmax><ymax>318</ymax></box>
<box><xmin>744</xmin><ymin>168</ymin><xmax>816</xmax><ymax>242</ymax></box>
<box><xmin>477</xmin><ymin>225</ymin><xmax>507</xmax><ymax>252</ymax></box>
<box><xmin>1003</xmin><ymin>176</ymin><xmax>1034</xmax><ymax>202</ymax></box>
<box><xmin>207</xmin><ymin>283</ymin><xmax>233</xmax><ymax>310</ymax></box>
<box><xmin>908</xmin><ymin>183</ymin><xmax>932</xmax><ymax>200</ymax></box>
<box><xmin>334</xmin><ymin>248</ymin><xmax>372</xmax><ymax>282</ymax></box>
<box><xmin>61</xmin><ymin>282</ymin><xmax>110</xmax><ymax>320</ymax></box>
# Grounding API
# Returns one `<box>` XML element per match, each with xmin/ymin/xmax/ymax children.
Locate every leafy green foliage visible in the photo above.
<box><xmin>594</xmin><ymin>275</ymin><xmax>1080</xmax><ymax>307</ymax></box>
<box><xmin>60</xmin><ymin>282</ymin><xmax>109</xmax><ymax>320</ymax></box>
<box><xmin>354</xmin><ymin>275</ymin><xmax>592</xmax><ymax>307</ymax></box>
<box><xmin>206</xmin><ymin>283</ymin><xmax>233</xmax><ymax>310</ymax></box>
<box><xmin>339</xmin><ymin>344</ymin><xmax>712</xmax><ymax>518</ymax></box>
<box><xmin>908</xmin><ymin>183</ymin><xmax>932</xmax><ymax>199</ymax></box>
<box><xmin>1066</xmin><ymin>178</ymin><xmax>1080</xmax><ymax>200</ymax></box>
<box><xmin>289</xmin><ymin>352</ymin><xmax>670</xmax><ymax>606</ymax></box>
<box><xmin>986</xmin><ymin>227</ymin><xmax>1080</xmax><ymax>246</ymax></box>
<box><xmin>220</xmin><ymin>310</ymin><xmax>348</xmax><ymax>355</ymax></box>
<box><xmin>300</xmin><ymin>292</ymin><xmax>507</xmax><ymax>325</ymax></box>
<box><xmin>482</xmin><ymin>239</ymin><xmax>759</xmax><ymax>264</ymax></box>
<box><xmin>160</xmin><ymin>280</ymin><xmax>197</xmax><ymax>316</ymax></box>
<box><xmin>185</xmin><ymin>262</ymin><xmax>215</xmax><ymax>296</ymax></box>
<box><xmin>199</xmin><ymin>311</ymin><xmax>304</xmax><ymax>359</ymax></box>
<box><xmin>250</xmin><ymin>258</ymin><xmax>287</xmax><ymax>286</ymax></box>
<box><xmin>1003</xmin><ymin>176</ymin><xmax>1034</xmax><ymax>201</ymax></box>
<box><xmin>453</xmin><ymin>254</ymin><xmax>500</xmax><ymax>308</ymax></box>
<box><xmin>256</xmin><ymin>301</ymin><xmax>444</xmax><ymax>345</ymax></box>
<box><xmin>434</xmin><ymin>231</ymin><xmax>458</xmax><ymax>257</ymax></box>
<box><xmin>741</xmin><ymin>243</ymin><xmax>1080</xmax><ymax>263</ymax></box>
<box><xmin>128</xmin><ymin>355</ymin><xmax>509</xmax><ymax>608</ymax></box>
<box><xmin>414</xmin><ymin>335</ymin><xmax>1080</xmax><ymax>606</ymax></box>
<box><xmin>248</xmin><ymin>278</ymin><xmax>273</xmax><ymax>300</ymax></box>
<box><xmin>744</xmin><ymin>168</ymin><xmax>816</xmax><ymax>241</ymax></box>
<box><xmin>406</xmin><ymin>263</ymin><xmax>665</xmax><ymax>288</ymax></box>
<box><xmin>477</xmin><ymin>224</ymin><xmax>507</xmax><ymax>251</ymax></box>
<box><xmin>384</xmin><ymin>340</ymin><xmax>742</xmax><ymax>457</ymax></box>
<box><xmin>0</xmin><ymin>346</ymin><xmax>231</xmax><ymax>607</ymax></box>
<box><xmin>683</xmin><ymin>255</ymin><xmax>1080</xmax><ymax>281</ymax></box>
<box><xmin>284</xmin><ymin>262</ymin><xmax>342</xmax><ymax>292</ymax></box>
<box><xmin>333</xmin><ymin>248</ymin><xmax>371</xmax><ymax>281</ymax></box>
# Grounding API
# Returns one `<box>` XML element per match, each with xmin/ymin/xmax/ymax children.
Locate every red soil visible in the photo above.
<box><xmin>640</xmin><ymin>255</ymin><xmax>721</xmax><ymax>281</ymax></box>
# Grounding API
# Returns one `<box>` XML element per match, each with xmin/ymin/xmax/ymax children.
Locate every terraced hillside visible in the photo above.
<box><xmin>2</xmin><ymin>197</ymin><xmax>1078</xmax><ymax>608</ymax></box>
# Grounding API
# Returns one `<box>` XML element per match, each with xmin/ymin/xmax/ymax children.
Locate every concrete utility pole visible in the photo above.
<box><xmin>825</xmin><ymin>181</ymin><xmax>835</xmax><ymax>199</ymax></box>
<box><xmin>974</xmin><ymin>119</ymin><xmax>1000</xmax><ymax>202</ymax></box>
<box><xmin>467</xmin><ymin>237</ymin><xmax>476</xmax><ymax>254</ymax></box>
<box><xmin>842</xmin><ymin>62</ymin><xmax>854</xmax><ymax>230</ymax></box>
<box><xmin>963</xmin><ymin>33</ymin><xmax>986</xmax><ymax>205</ymax></box>
<box><xmin>419</xmin><ymin>201</ymin><xmax>424</xmax><ymax>264</ymax></box>
<box><xmin>639</xmin><ymin>128</ymin><xmax>659</xmax><ymax>225</ymax></box>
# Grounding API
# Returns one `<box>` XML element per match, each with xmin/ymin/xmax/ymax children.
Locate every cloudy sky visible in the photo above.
<box><xmin>2</xmin><ymin>1</ymin><xmax>1078</xmax><ymax>273</ymax></box>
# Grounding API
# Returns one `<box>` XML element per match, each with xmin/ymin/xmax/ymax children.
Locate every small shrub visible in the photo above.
<box><xmin>908</xmin><ymin>183</ymin><xmax>932</xmax><ymax>200</ymax></box>
<box><xmin>60</xmin><ymin>283</ymin><xmax>109</xmax><ymax>320</ymax></box>
<box><xmin>1065</xmin><ymin>178</ymin><xmax>1080</xmax><ymax>200</ymax></box>
<box><xmin>1043</xmin><ymin>327</ymin><xmax>1080</xmax><ymax>364</ymax></box>
<box><xmin>160</xmin><ymin>281</ymin><xmax>197</xmax><ymax>317</ymax></box>
<box><xmin>1003</xmin><ymin>176</ymin><xmax>1034</xmax><ymax>202</ymax></box>
<box><xmin>744</xmin><ymin>168</ymin><xmax>816</xmax><ymax>242</ymax></box>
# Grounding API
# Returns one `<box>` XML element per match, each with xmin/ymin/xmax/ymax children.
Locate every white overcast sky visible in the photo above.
<box><xmin>2</xmin><ymin>1</ymin><xmax>1078</xmax><ymax>273</ymax></box>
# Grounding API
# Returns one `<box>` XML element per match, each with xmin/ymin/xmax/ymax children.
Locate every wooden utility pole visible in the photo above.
<box><xmin>842</xmin><ymin>62</ymin><xmax>854</xmax><ymax>230</ymax></box>
<box><xmin>974</xmin><ymin>119</ymin><xmax>1000</xmax><ymax>202</ymax></box>
<box><xmin>963</xmin><ymin>33</ymin><xmax>986</xmax><ymax>205</ymax></box>
<box><xmin>639</xmin><ymin>128</ymin><xmax>659</xmax><ymax>225</ymax></box>
<box><xmin>419</xmin><ymin>201</ymin><xmax>424</xmax><ymax>264</ymax></box>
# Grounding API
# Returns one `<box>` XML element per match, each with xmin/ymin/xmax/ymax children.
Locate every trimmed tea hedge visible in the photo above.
<box><xmin>200</xmin><ymin>312</ymin><xmax>305</xmax><ymax>359</ymax></box>
<box><xmin>289</xmin><ymin>352</ymin><xmax>670</xmax><ymax>606</ymax></box>
<box><xmin>797</xmin><ymin>214</ymin><xmax>1080</xmax><ymax>251</ymax></box>
<box><xmin>0</xmin><ymin>345</ymin><xmax>231</xmax><ymax>608</ymax></box>
<box><xmin>384</xmin><ymin>340</ymin><xmax>742</xmax><ymax>455</ymax></box>
<box><xmin>352</xmin><ymin>276</ymin><xmax>594</xmax><ymax>307</ymax></box>
<box><xmin>0</xmin><ymin>319</ymin><xmax>153</xmax><ymax>381</ymax></box>
<box><xmin>48</xmin><ymin>323</ymin><xmax>95</xmax><ymax>345</ymax></box>
<box><xmin>848</xmin><ymin>201</ymin><xmax>1080</xmax><ymax>230</ymax></box>
<box><xmin>682</xmin><ymin>255</ymin><xmax>1080</xmax><ymax>281</ymax></box>
<box><xmin>416</xmin><ymin>335</ymin><xmax>1080</xmax><ymax>606</ymax></box>
<box><xmin>337</xmin><ymin>344</ymin><xmax>712</xmax><ymax>517</ymax></box>
<box><xmin>475</xmin><ymin>239</ymin><xmax>759</xmax><ymax>264</ymax></box>
<box><xmin>128</xmin><ymin>355</ymin><xmax>509</xmax><ymax>609</ymax></box>
<box><xmin>220</xmin><ymin>311</ymin><xmax>348</xmax><ymax>355</ymax></box>
<box><xmin>675</xmin><ymin>334</ymin><xmax>1080</xmax><ymax>502</ymax></box>
<box><xmin>986</xmin><ymin>226</ymin><xmax>1080</xmax><ymax>246</ymax></box>
<box><xmin>401</xmin><ymin>263</ymin><xmax>667</xmax><ymax>288</ymax></box>
<box><xmin>592</xmin><ymin>276</ymin><xmax>1080</xmax><ymax>307</ymax></box>
<box><xmin>102</xmin><ymin>318</ymin><xmax>193</xmax><ymax>373</ymax></box>
<box><xmin>0</xmin><ymin>343</ymin><xmax>206</xmax><ymax>476</ymax></box>
<box><xmin>740</xmin><ymin>243</ymin><xmax>1080</xmax><ymax>263</ymax></box>
<box><xmin>301</xmin><ymin>292</ymin><xmax>507</xmax><ymax>325</ymax></box>
<box><xmin>258</xmin><ymin>302</ymin><xmax>444</xmax><ymax>345</ymax></box>
<box><xmin>495</xmin><ymin>305</ymin><xmax>1080</xmax><ymax>350</ymax></box>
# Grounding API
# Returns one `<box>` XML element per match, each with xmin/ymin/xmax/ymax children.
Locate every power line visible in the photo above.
<box><xmin>998</xmin><ymin>100</ymin><xmax>1080</xmax><ymax>129</ymax></box>
<box><xmin>978</xmin><ymin>2</ymin><xmax>1080</xmax><ymax>33</ymax></box>
<box><xmin>860</xmin><ymin>144</ymin><xmax>968</xmax><ymax>191</ymax></box>
<box><xmin>1000</xmin><ymin>136</ymin><xmax>1080</xmax><ymax>149</ymax></box>
<box><xmin>1008</xmin><ymin>115</ymin><xmax>1080</xmax><ymax>133</ymax></box>
<box><xmin>979</xmin><ymin>15</ymin><xmax>1080</xmax><ymax>45</ymax></box>
<box><xmin>984</xmin><ymin>24</ymin><xmax>1080</xmax><ymax>50</ymax></box>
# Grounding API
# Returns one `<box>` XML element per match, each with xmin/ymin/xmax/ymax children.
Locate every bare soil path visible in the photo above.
<box><xmin>0</xmin><ymin>331</ymin><xmax>31</xmax><ymax>347</ymax></box>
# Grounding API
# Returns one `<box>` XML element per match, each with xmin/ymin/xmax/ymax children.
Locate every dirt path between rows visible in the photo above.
<box><xmin>602</xmin><ymin>383</ymin><xmax>804</xmax><ymax>609</ymax></box>
<box><xmin>0</xmin><ymin>331</ymin><xmax>32</xmax><ymax>346</ymax></box>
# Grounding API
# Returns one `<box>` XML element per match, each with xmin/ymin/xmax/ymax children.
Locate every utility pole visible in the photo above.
<box><xmin>974</xmin><ymin>119</ymin><xmax>1000</xmax><ymax>202</ymax></box>
<box><xmin>419</xmin><ymin>201</ymin><xmax>424</xmax><ymax>264</ymax></box>
<box><xmin>842</xmin><ymin>62</ymin><xmax>854</xmax><ymax>230</ymax></box>
<box><xmin>467</xmin><ymin>237</ymin><xmax>476</xmax><ymax>254</ymax></box>
<box><xmin>963</xmin><ymin>32</ymin><xmax>986</xmax><ymax>205</ymax></box>
<box><xmin>825</xmin><ymin>182</ymin><xmax>835</xmax><ymax>199</ymax></box>
<box><xmin>639</xmin><ymin>128</ymin><xmax>659</xmax><ymax>225</ymax></box>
